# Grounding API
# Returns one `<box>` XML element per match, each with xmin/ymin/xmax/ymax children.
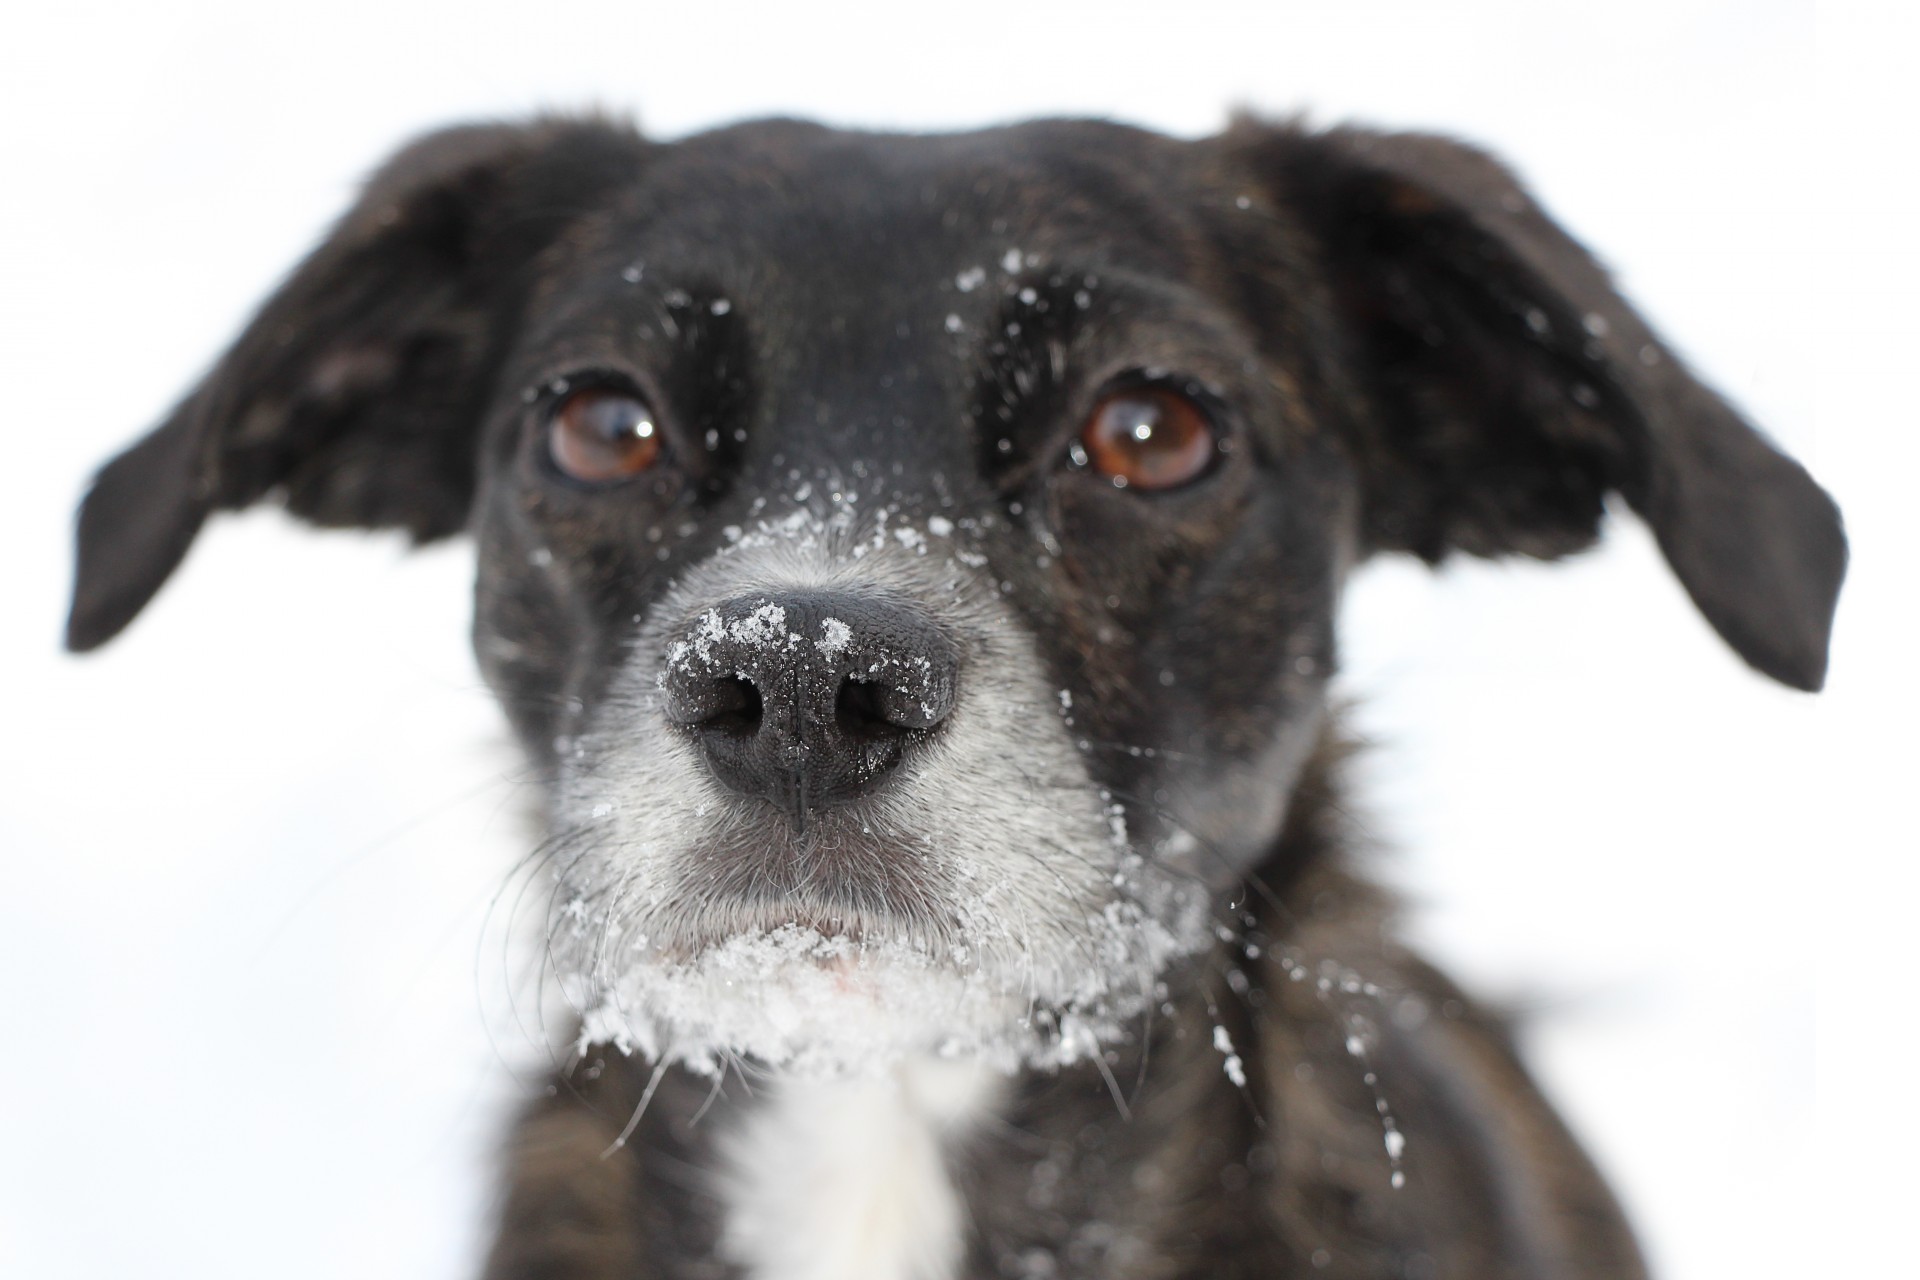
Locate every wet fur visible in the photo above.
<box><xmin>67</xmin><ymin>112</ymin><xmax>1845</xmax><ymax>1278</ymax></box>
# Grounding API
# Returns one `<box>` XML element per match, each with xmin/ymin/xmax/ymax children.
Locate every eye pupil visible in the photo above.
<box><xmin>1078</xmin><ymin>386</ymin><xmax>1217</xmax><ymax>491</ymax></box>
<box><xmin>548</xmin><ymin>386</ymin><xmax>662</xmax><ymax>482</ymax></box>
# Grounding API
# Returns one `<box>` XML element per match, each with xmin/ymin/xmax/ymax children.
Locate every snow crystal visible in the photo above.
<box><xmin>945</xmin><ymin>313</ymin><xmax>964</xmax><ymax>333</ymax></box>
<box><xmin>954</xmin><ymin>266</ymin><xmax>986</xmax><ymax>292</ymax></box>
<box><xmin>925</xmin><ymin>515</ymin><xmax>953</xmax><ymax>537</ymax></box>
<box><xmin>668</xmin><ymin>602</ymin><xmax>808</xmax><ymax>673</ymax></box>
<box><xmin>815</xmin><ymin>617</ymin><xmax>853</xmax><ymax>656</ymax></box>
<box><xmin>1212</xmin><ymin>1025</ymin><xmax>1248</xmax><ymax>1087</ymax></box>
<box><xmin>1000</xmin><ymin>247</ymin><xmax>1023</xmax><ymax>273</ymax></box>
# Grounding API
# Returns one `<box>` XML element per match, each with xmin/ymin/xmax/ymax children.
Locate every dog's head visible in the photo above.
<box><xmin>67</xmin><ymin>116</ymin><xmax>1844</xmax><ymax>1075</ymax></box>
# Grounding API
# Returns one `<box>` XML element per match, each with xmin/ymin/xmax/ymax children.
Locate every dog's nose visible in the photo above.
<box><xmin>661</xmin><ymin>592</ymin><xmax>959</xmax><ymax>822</ymax></box>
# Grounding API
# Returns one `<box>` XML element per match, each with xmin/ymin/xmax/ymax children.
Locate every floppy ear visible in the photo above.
<box><xmin>65</xmin><ymin>117</ymin><xmax>649</xmax><ymax>652</ymax></box>
<box><xmin>1227</xmin><ymin>122</ymin><xmax>1846</xmax><ymax>691</ymax></box>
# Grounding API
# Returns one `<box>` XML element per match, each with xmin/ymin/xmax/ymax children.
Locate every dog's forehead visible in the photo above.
<box><xmin>636</xmin><ymin>118</ymin><xmax>1201</xmax><ymax>264</ymax></box>
<box><xmin>536</xmin><ymin>121</ymin><xmax>1223</xmax><ymax>487</ymax></box>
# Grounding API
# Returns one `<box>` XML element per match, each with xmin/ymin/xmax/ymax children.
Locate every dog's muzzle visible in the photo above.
<box><xmin>660</xmin><ymin>591</ymin><xmax>959</xmax><ymax>826</ymax></box>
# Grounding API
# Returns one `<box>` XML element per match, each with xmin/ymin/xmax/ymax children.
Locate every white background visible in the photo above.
<box><xmin>1</xmin><ymin>2</ymin><xmax>1913</xmax><ymax>1276</ymax></box>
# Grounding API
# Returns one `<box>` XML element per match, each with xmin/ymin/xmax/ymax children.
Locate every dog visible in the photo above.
<box><xmin>67</xmin><ymin>113</ymin><xmax>1844</xmax><ymax>1280</ymax></box>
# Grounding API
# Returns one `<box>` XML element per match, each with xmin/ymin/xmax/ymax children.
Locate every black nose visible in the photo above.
<box><xmin>661</xmin><ymin>591</ymin><xmax>959</xmax><ymax>823</ymax></box>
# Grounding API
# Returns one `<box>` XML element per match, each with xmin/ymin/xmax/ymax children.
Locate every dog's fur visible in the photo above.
<box><xmin>68</xmin><ymin>114</ymin><xmax>1844</xmax><ymax>1279</ymax></box>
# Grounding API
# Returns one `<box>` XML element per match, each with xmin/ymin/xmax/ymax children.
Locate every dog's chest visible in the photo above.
<box><xmin>719</xmin><ymin>1060</ymin><xmax>998</xmax><ymax>1280</ymax></box>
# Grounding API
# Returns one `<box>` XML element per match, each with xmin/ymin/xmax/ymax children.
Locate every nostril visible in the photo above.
<box><xmin>711</xmin><ymin>676</ymin><xmax>763</xmax><ymax>733</ymax></box>
<box><xmin>835</xmin><ymin>677</ymin><xmax>901</xmax><ymax>742</ymax></box>
<box><xmin>681</xmin><ymin>675</ymin><xmax>763</xmax><ymax>734</ymax></box>
<box><xmin>835</xmin><ymin>671</ymin><xmax>951</xmax><ymax>738</ymax></box>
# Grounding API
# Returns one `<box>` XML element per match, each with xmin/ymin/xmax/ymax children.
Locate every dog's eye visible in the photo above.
<box><xmin>1075</xmin><ymin>387</ymin><xmax>1217</xmax><ymax>491</ymax></box>
<box><xmin>548</xmin><ymin>387</ymin><xmax>661</xmax><ymax>483</ymax></box>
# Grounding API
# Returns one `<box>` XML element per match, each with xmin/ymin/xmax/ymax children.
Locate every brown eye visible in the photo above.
<box><xmin>1075</xmin><ymin>386</ymin><xmax>1217</xmax><ymax>491</ymax></box>
<box><xmin>548</xmin><ymin>386</ymin><xmax>661</xmax><ymax>483</ymax></box>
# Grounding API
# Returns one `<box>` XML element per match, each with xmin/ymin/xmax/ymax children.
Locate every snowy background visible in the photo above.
<box><xmin>1</xmin><ymin>2</ymin><xmax>1912</xmax><ymax>1276</ymax></box>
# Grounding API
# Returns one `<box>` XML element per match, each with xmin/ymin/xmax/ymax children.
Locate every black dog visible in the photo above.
<box><xmin>68</xmin><ymin>115</ymin><xmax>1844</xmax><ymax>1280</ymax></box>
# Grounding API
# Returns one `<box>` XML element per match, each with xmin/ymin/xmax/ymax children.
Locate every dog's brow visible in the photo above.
<box><xmin>967</xmin><ymin>272</ymin><xmax>1101</xmax><ymax>480</ymax></box>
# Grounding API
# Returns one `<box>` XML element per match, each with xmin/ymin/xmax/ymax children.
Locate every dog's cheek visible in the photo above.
<box><xmin>473</xmin><ymin>453</ymin><xmax>719</xmax><ymax>765</ymax></box>
<box><xmin>1039</xmin><ymin>468</ymin><xmax>1301</xmax><ymax>660</ymax></box>
<box><xmin>1148</xmin><ymin>475</ymin><xmax>1350</xmax><ymax>881</ymax></box>
<box><xmin>1040</xmin><ymin>463</ymin><xmax>1345</xmax><ymax>884</ymax></box>
<box><xmin>472</xmin><ymin>505</ymin><xmax>584</xmax><ymax>764</ymax></box>
<box><xmin>472</xmin><ymin>474</ymin><xmax>646</xmax><ymax>764</ymax></box>
<box><xmin>1033</xmin><ymin>478</ymin><xmax>1233</xmax><ymax>717</ymax></box>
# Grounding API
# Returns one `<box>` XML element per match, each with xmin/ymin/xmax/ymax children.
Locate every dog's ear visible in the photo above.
<box><xmin>65</xmin><ymin>117</ymin><xmax>648</xmax><ymax>652</ymax></box>
<box><xmin>1226</xmin><ymin>122</ymin><xmax>1845</xmax><ymax>691</ymax></box>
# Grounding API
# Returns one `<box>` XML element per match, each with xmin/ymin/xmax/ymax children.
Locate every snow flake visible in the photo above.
<box><xmin>815</xmin><ymin>617</ymin><xmax>853</xmax><ymax>656</ymax></box>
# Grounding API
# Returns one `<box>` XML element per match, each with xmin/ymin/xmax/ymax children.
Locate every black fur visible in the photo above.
<box><xmin>68</xmin><ymin>113</ymin><xmax>1845</xmax><ymax>1278</ymax></box>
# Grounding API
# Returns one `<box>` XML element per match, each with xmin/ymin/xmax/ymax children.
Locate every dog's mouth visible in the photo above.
<box><xmin>614</xmin><ymin>820</ymin><xmax>969</xmax><ymax>956</ymax></box>
<box><xmin>638</xmin><ymin>903</ymin><xmax>885</xmax><ymax>965</ymax></box>
<box><xmin>555</xmin><ymin>833</ymin><xmax>1209</xmax><ymax>1077</ymax></box>
<box><xmin>564</xmin><ymin>895</ymin><xmax>1033</xmax><ymax>1077</ymax></box>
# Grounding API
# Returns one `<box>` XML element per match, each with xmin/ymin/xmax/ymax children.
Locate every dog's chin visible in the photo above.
<box><xmin>568</xmin><ymin>915</ymin><xmax>1179</xmax><ymax>1081</ymax></box>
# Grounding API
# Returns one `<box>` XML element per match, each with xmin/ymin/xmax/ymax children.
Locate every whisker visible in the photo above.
<box><xmin>600</xmin><ymin>1057</ymin><xmax>670</xmax><ymax>1159</ymax></box>
<box><xmin>477</xmin><ymin>827</ymin><xmax>582</xmax><ymax>1076</ymax></box>
<box><xmin>687</xmin><ymin>1067</ymin><xmax>728</xmax><ymax>1128</ymax></box>
<box><xmin>1091</xmin><ymin>1048</ymin><xmax>1132</xmax><ymax>1122</ymax></box>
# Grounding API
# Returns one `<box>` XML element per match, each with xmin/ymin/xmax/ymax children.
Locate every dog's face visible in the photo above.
<box><xmin>470</xmin><ymin>122</ymin><xmax>1355</xmax><ymax>1071</ymax></box>
<box><xmin>65</xmin><ymin>117</ymin><xmax>1845</xmax><ymax>1075</ymax></box>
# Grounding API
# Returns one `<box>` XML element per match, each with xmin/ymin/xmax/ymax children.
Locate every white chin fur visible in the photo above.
<box><xmin>571</xmin><ymin>917</ymin><xmax>1186</xmax><ymax>1080</ymax></box>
